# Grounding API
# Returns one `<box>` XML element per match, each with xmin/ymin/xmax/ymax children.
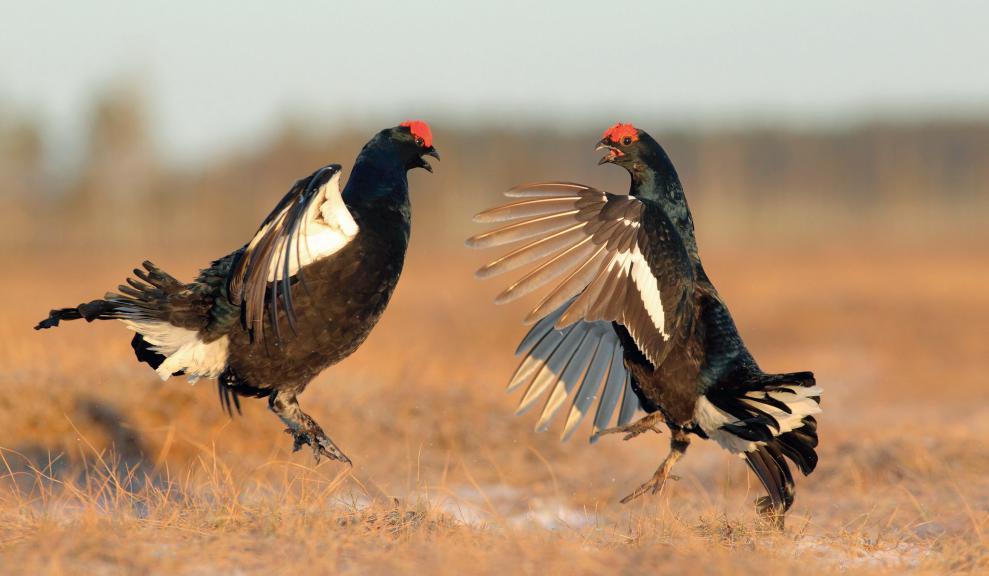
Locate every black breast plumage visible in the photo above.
<box><xmin>225</xmin><ymin>205</ymin><xmax>409</xmax><ymax>394</ymax></box>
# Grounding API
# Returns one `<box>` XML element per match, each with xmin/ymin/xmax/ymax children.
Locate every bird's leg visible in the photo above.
<box><xmin>597</xmin><ymin>411</ymin><xmax>664</xmax><ymax>441</ymax></box>
<box><xmin>620</xmin><ymin>428</ymin><xmax>690</xmax><ymax>504</ymax></box>
<box><xmin>269</xmin><ymin>391</ymin><xmax>351</xmax><ymax>465</ymax></box>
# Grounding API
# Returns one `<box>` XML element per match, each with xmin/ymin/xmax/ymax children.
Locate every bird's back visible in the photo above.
<box><xmin>692</xmin><ymin>276</ymin><xmax>762</xmax><ymax>391</ymax></box>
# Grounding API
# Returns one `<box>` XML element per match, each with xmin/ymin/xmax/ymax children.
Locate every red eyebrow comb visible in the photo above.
<box><xmin>401</xmin><ymin>120</ymin><xmax>433</xmax><ymax>147</ymax></box>
<box><xmin>602</xmin><ymin>122</ymin><xmax>639</xmax><ymax>143</ymax></box>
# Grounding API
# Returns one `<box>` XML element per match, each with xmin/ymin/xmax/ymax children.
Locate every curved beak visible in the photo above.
<box><xmin>595</xmin><ymin>139</ymin><xmax>620</xmax><ymax>165</ymax></box>
<box><xmin>418</xmin><ymin>146</ymin><xmax>440</xmax><ymax>172</ymax></box>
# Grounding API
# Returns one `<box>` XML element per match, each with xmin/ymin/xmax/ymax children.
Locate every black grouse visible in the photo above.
<box><xmin>468</xmin><ymin>123</ymin><xmax>820</xmax><ymax>526</ymax></box>
<box><xmin>35</xmin><ymin>121</ymin><xmax>439</xmax><ymax>465</ymax></box>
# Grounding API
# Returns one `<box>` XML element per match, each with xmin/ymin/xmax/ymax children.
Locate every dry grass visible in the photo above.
<box><xmin>2</xmin><ymin>207</ymin><xmax>989</xmax><ymax>574</ymax></box>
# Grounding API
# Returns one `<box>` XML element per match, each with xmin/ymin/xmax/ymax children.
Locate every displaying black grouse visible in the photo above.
<box><xmin>468</xmin><ymin>123</ymin><xmax>820</xmax><ymax>526</ymax></box>
<box><xmin>35</xmin><ymin>121</ymin><xmax>439</xmax><ymax>465</ymax></box>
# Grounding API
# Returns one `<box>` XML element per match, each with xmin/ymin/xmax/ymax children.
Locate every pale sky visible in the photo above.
<box><xmin>2</xmin><ymin>0</ymin><xmax>988</xmax><ymax>164</ymax></box>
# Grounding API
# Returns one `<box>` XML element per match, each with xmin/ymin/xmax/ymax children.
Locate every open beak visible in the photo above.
<box><xmin>595</xmin><ymin>139</ymin><xmax>621</xmax><ymax>165</ymax></box>
<box><xmin>419</xmin><ymin>146</ymin><xmax>440</xmax><ymax>172</ymax></box>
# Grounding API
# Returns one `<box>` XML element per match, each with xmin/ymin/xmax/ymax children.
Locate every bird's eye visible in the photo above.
<box><xmin>622</xmin><ymin>136</ymin><xmax>632</xmax><ymax>146</ymax></box>
<box><xmin>415</xmin><ymin>136</ymin><xmax>425</xmax><ymax>147</ymax></box>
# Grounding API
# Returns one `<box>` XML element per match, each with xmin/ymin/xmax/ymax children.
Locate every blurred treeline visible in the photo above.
<box><xmin>2</xmin><ymin>86</ymin><xmax>987</xmax><ymax>256</ymax></box>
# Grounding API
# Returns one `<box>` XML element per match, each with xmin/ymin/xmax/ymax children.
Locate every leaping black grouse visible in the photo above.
<box><xmin>468</xmin><ymin>123</ymin><xmax>820</xmax><ymax>526</ymax></box>
<box><xmin>35</xmin><ymin>121</ymin><xmax>439</xmax><ymax>465</ymax></box>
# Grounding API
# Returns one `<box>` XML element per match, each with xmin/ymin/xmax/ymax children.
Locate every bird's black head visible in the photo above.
<box><xmin>344</xmin><ymin>121</ymin><xmax>439</xmax><ymax>205</ymax></box>
<box><xmin>595</xmin><ymin>122</ymin><xmax>683</xmax><ymax>201</ymax></box>
<box><xmin>385</xmin><ymin>120</ymin><xmax>440</xmax><ymax>173</ymax></box>
<box><xmin>595</xmin><ymin>122</ymin><xmax>649</xmax><ymax>169</ymax></box>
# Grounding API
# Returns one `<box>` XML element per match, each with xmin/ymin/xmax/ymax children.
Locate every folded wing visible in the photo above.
<box><xmin>227</xmin><ymin>164</ymin><xmax>359</xmax><ymax>343</ymax></box>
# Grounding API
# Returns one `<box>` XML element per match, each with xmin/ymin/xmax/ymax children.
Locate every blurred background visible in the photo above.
<box><xmin>2</xmin><ymin>2</ymin><xmax>988</xmax><ymax>572</ymax></box>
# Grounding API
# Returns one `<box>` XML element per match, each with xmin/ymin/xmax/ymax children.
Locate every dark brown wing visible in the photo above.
<box><xmin>469</xmin><ymin>182</ymin><xmax>696</xmax><ymax>440</ymax></box>
<box><xmin>227</xmin><ymin>164</ymin><xmax>357</xmax><ymax>344</ymax></box>
<box><xmin>469</xmin><ymin>182</ymin><xmax>694</xmax><ymax>367</ymax></box>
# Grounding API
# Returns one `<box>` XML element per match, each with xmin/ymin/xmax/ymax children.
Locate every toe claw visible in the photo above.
<box><xmin>619</xmin><ymin>471</ymin><xmax>677</xmax><ymax>503</ymax></box>
<box><xmin>285</xmin><ymin>427</ymin><xmax>351</xmax><ymax>466</ymax></box>
<box><xmin>313</xmin><ymin>435</ymin><xmax>351</xmax><ymax>466</ymax></box>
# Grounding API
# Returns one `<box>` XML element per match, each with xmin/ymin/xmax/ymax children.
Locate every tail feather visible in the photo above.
<box><xmin>130</xmin><ymin>333</ymin><xmax>175</xmax><ymax>374</ymax></box>
<box><xmin>34</xmin><ymin>299</ymin><xmax>119</xmax><ymax>330</ymax></box>
<box><xmin>36</xmin><ymin>299</ymin><xmax>185</xmax><ymax>378</ymax></box>
<box><xmin>695</xmin><ymin>371</ymin><xmax>821</xmax><ymax>520</ymax></box>
<box><xmin>745</xmin><ymin>442</ymin><xmax>793</xmax><ymax>508</ymax></box>
<box><xmin>745</xmin><ymin>440</ymin><xmax>796</xmax><ymax>526</ymax></box>
<box><xmin>775</xmin><ymin>416</ymin><xmax>818</xmax><ymax>475</ymax></box>
<box><xmin>34</xmin><ymin>261</ymin><xmax>183</xmax><ymax>331</ymax></box>
<box><xmin>35</xmin><ymin>261</ymin><xmax>227</xmax><ymax>383</ymax></box>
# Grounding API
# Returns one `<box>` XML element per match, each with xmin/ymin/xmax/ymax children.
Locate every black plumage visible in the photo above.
<box><xmin>35</xmin><ymin>122</ymin><xmax>439</xmax><ymax>464</ymax></box>
<box><xmin>470</xmin><ymin>123</ymin><xmax>820</xmax><ymax>527</ymax></box>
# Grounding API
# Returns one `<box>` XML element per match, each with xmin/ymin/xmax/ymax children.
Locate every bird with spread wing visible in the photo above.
<box><xmin>36</xmin><ymin>121</ymin><xmax>439</xmax><ymax>465</ymax></box>
<box><xmin>468</xmin><ymin>123</ymin><xmax>820</xmax><ymax>527</ymax></box>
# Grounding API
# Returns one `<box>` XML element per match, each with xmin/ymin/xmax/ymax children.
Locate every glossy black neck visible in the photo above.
<box><xmin>626</xmin><ymin>134</ymin><xmax>682</xmax><ymax>203</ymax></box>
<box><xmin>627</xmin><ymin>134</ymin><xmax>699</xmax><ymax>260</ymax></box>
<box><xmin>342</xmin><ymin>136</ymin><xmax>411</xmax><ymax>209</ymax></box>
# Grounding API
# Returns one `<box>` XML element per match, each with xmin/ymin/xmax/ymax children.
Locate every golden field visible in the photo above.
<box><xmin>1</xmin><ymin>119</ymin><xmax>989</xmax><ymax>574</ymax></box>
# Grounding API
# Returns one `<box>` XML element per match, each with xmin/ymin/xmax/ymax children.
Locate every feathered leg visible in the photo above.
<box><xmin>620</xmin><ymin>427</ymin><xmax>690</xmax><ymax>504</ymax></box>
<box><xmin>269</xmin><ymin>391</ymin><xmax>351</xmax><ymax>465</ymax></box>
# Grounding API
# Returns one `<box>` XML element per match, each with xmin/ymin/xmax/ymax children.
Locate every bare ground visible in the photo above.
<box><xmin>2</xmin><ymin>229</ymin><xmax>988</xmax><ymax>575</ymax></box>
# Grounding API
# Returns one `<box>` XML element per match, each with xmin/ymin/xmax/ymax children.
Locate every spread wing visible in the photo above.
<box><xmin>468</xmin><ymin>182</ymin><xmax>695</xmax><ymax>440</ymax></box>
<box><xmin>508</xmin><ymin>301</ymin><xmax>641</xmax><ymax>442</ymax></box>
<box><xmin>227</xmin><ymin>164</ymin><xmax>359</xmax><ymax>343</ymax></box>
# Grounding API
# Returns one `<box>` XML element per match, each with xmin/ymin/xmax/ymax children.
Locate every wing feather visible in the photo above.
<box><xmin>227</xmin><ymin>164</ymin><xmax>357</xmax><ymax>343</ymax></box>
<box><xmin>470</xmin><ymin>182</ymin><xmax>693</xmax><ymax>366</ymax></box>
<box><xmin>507</xmin><ymin>317</ymin><xmax>570</xmax><ymax>392</ymax></box>
<box><xmin>535</xmin><ymin>328</ymin><xmax>598</xmax><ymax>431</ymax></box>
<box><xmin>592</xmin><ymin>344</ymin><xmax>628</xmax><ymax>436</ymax></box>
<box><xmin>495</xmin><ymin>235</ymin><xmax>598</xmax><ymax>304</ymax></box>
<box><xmin>524</xmin><ymin>246</ymin><xmax>609</xmax><ymax>322</ymax></box>
<box><xmin>617</xmin><ymin>374</ymin><xmax>640</xmax><ymax>428</ymax></box>
<box><xmin>506</xmin><ymin>307</ymin><xmax>635</xmax><ymax>442</ymax></box>
<box><xmin>470</xmin><ymin>181</ymin><xmax>695</xmax><ymax>441</ymax></box>
<box><xmin>514</xmin><ymin>304</ymin><xmax>564</xmax><ymax>356</ymax></box>
<box><xmin>473</xmin><ymin>197</ymin><xmax>586</xmax><ymax>223</ymax></box>
<box><xmin>561</xmin><ymin>332</ymin><xmax>620</xmax><ymax>441</ymax></box>
<box><xmin>516</xmin><ymin>324</ymin><xmax>584</xmax><ymax>414</ymax></box>
<box><xmin>465</xmin><ymin>212</ymin><xmax>582</xmax><ymax>249</ymax></box>
<box><xmin>505</xmin><ymin>181</ymin><xmax>593</xmax><ymax>197</ymax></box>
<box><xmin>475</xmin><ymin>225</ymin><xmax>589</xmax><ymax>279</ymax></box>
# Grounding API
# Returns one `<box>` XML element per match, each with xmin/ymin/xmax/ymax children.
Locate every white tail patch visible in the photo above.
<box><xmin>741</xmin><ymin>385</ymin><xmax>822</xmax><ymax>435</ymax></box>
<box><xmin>121</xmin><ymin>319</ymin><xmax>229</xmax><ymax>383</ymax></box>
<box><xmin>694</xmin><ymin>397</ymin><xmax>758</xmax><ymax>453</ymax></box>
<box><xmin>695</xmin><ymin>385</ymin><xmax>822</xmax><ymax>454</ymax></box>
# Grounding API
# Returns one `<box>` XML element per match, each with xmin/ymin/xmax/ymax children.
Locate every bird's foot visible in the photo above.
<box><xmin>597</xmin><ymin>412</ymin><xmax>664</xmax><ymax>441</ymax></box>
<box><xmin>619</xmin><ymin>470</ymin><xmax>680</xmax><ymax>504</ymax></box>
<box><xmin>619</xmin><ymin>435</ymin><xmax>688</xmax><ymax>504</ymax></box>
<box><xmin>286</xmin><ymin>427</ymin><xmax>352</xmax><ymax>466</ymax></box>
